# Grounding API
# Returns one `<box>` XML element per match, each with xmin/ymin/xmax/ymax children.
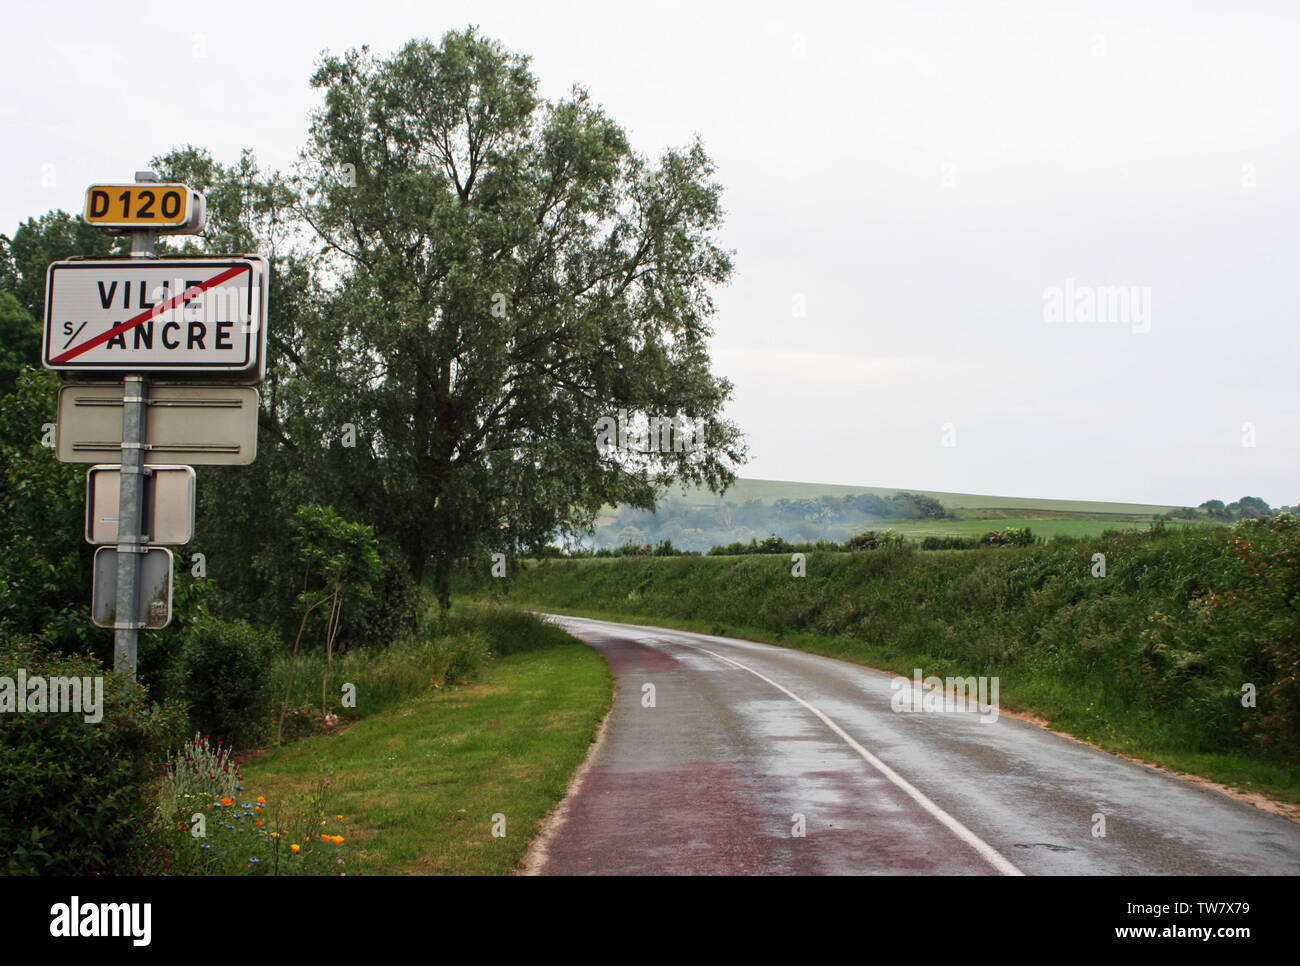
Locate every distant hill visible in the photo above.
<box><xmin>654</xmin><ymin>478</ymin><xmax>1179</xmax><ymax>517</ymax></box>
<box><xmin>587</xmin><ymin>477</ymin><xmax>1185</xmax><ymax>553</ymax></box>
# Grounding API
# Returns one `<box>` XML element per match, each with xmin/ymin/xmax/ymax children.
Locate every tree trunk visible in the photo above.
<box><xmin>279</xmin><ymin>594</ymin><xmax>328</xmax><ymax>744</ymax></box>
<box><xmin>321</xmin><ymin>587</ymin><xmax>341</xmax><ymax>716</ymax></box>
<box><xmin>434</xmin><ymin>555</ymin><xmax>452</xmax><ymax>618</ymax></box>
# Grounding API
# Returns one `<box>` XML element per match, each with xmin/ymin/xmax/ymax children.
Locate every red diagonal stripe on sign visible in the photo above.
<box><xmin>50</xmin><ymin>264</ymin><xmax>247</xmax><ymax>364</ymax></box>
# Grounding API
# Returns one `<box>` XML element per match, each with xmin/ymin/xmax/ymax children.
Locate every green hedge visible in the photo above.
<box><xmin>0</xmin><ymin>636</ymin><xmax>185</xmax><ymax>875</ymax></box>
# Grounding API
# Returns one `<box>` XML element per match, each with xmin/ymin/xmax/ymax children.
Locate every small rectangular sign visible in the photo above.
<box><xmin>83</xmin><ymin>183</ymin><xmax>201</xmax><ymax>231</ymax></box>
<box><xmin>86</xmin><ymin>464</ymin><xmax>196</xmax><ymax>545</ymax></box>
<box><xmin>92</xmin><ymin>546</ymin><xmax>173</xmax><ymax>629</ymax></box>
<box><xmin>42</xmin><ymin>256</ymin><xmax>269</xmax><ymax>377</ymax></box>
<box><xmin>57</xmin><ymin>382</ymin><xmax>259</xmax><ymax>465</ymax></box>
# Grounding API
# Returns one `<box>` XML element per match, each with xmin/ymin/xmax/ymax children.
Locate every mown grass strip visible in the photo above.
<box><xmin>240</xmin><ymin>639</ymin><xmax>612</xmax><ymax>874</ymax></box>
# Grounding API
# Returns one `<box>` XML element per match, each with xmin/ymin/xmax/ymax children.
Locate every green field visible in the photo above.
<box><xmin>885</xmin><ymin>516</ymin><xmax>1175</xmax><ymax>541</ymax></box>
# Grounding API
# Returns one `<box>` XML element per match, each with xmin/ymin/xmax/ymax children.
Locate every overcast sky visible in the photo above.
<box><xmin>4</xmin><ymin>1</ymin><xmax>1296</xmax><ymax>507</ymax></box>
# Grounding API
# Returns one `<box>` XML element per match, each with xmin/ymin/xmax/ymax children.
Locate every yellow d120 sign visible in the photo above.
<box><xmin>83</xmin><ymin>183</ymin><xmax>204</xmax><ymax>232</ymax></box>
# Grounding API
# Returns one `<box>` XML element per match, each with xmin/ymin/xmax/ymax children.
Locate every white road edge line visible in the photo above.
<box><xmin>694</xmin><ymin>644</ymin><xmax>1024</xmax><ymax>877</ymax></box>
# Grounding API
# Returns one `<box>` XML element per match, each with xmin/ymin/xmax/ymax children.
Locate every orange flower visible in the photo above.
<box><xmin>290</xmin><ymin>844</ymin><xmax>301</xmax><ymax>854</ymax></box>
<box><xmin>332</xmin><ymin>836</ymin><xmax>344</xmax><ymax>845</ymax></box>
<box><xmin>219</xmin><ymin>797</ymin><xmax>233</xmax><ymax>806</ymax></box>
<box><xmin>255</xmin><ymin>820</ymin><xmax>265</xmax><ymax>827</ymax></box>
<box><xmin>256</xmin><ymin>796</ymin><xmax>266</xmax><ymax>804</ymax></box>
<box><xmin>270</xmin><ymin>832</ymin><xmax>281</xmax><ymax>838</ymax></box>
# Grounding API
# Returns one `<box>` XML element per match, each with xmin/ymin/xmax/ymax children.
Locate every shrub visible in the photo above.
<box><xmin>980</xmin><ymin>527</ymin><xmax>1035</xmax><ymax>547</ymax></box>
<box><xmin>0</xmin><ymin>636</ymin><xmax>186</xmax><ymax>875</ymax></box>
<box><xmin>169</xmin><ymin>618</ymin><xmax>278</xmax><ymax>749</ymax></box>
<box><xmin>1213</xmin><ymin>514</ymin><xmax>1300</xmax><ymax>750</ymax></box>
<box><xmin>846</xmin><ymin>529</ymin><xmax>905</xmax><ymax>551</ymax></box>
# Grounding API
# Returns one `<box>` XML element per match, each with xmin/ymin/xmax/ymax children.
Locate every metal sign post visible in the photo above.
<box><xmin>113</xmin><ymin>170</ymin><xmax>158</xmax><ymax>680</ymax></box>
<box><xmin>114</xmin><ymin>373</ymin><xmax>148</xmax><ymax>676</ymax></box>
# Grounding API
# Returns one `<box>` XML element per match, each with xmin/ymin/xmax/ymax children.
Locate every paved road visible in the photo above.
<box><xmin>530</xmin><ymin>614</ymin><xmax>1300</xmax><ymax>876</ymax></box>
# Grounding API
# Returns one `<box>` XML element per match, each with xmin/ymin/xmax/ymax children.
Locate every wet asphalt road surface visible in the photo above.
<box><xmin>531</xmin><ymin>615</ymin><xmax>1300</xmax><ymax>876</ymax></box>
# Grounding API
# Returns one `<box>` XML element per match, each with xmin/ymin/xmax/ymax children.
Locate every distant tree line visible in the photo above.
<box><xmin>1161</xmin><ymin>496</ymin><xmax>1294</xmax><ymax>522</ymax></box>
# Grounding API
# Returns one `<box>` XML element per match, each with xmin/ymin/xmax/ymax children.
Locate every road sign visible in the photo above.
<box><xmin>57</xmin><ymin>381</ymin><xmax>260</xmax><ymax>465</ymax></box>
<box><xmin>83</xmin><ymin>183</ymin><xmax>205</xmax><ymax>233</ymax></box>
<box><xmin>92</xmin><ymin>546</ymin><xmax>173</xmax><ymax>630</ymax></box>
<box><xmin>42</xmin><ymin>256</ymin><xmax>269</xmax><ymax>378</ymax></box>
<box><xmin>86</xmin><ymin>464</ymin><xmax>195</xmax><ymax>545</ymax></box>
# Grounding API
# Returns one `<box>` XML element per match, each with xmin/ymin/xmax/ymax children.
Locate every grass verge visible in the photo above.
<box><xmin>236</xmin><ymin>613</ymin><xmax>611</xmax><ymax>874</ymax></box>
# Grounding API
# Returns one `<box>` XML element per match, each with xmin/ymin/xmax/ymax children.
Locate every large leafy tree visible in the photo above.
<box><xmin>296</xmin><ymin>28</ymin><xmax>745</xmax><ymax>609</ymax></box>
<box><xmin>149</xmin><ymin>146</ymin><xmax>421</xmax><ymax>646</ymax></box>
